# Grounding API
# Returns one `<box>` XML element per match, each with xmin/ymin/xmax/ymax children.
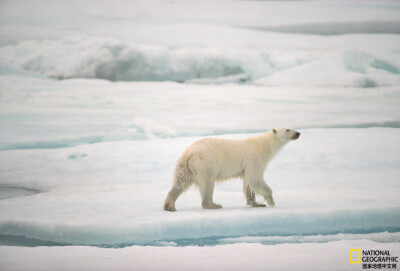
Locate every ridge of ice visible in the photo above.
<box><xmin>1</xmin><ymin>37</ymin><xmax>399</xmax><ymax>87</ymax></box>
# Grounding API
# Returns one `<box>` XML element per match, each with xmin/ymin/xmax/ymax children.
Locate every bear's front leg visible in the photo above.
<box><xmin>244</xmin><ymin>184</ymin><xmax>266</xmax><ymax>207</ymax></box>
<box><xmin>251</xmin><ymin>183</ymin><xmax>275</xmax><ymax>207</ymax></box>
<box><xmin>260</xmin><ymin>182</ymin><xmax>275</xmax><ymax>207</ymax></box>
<box><xmin>244</xmin><ymin>166</ymin><xmax>275</xmax><ymax>207</ymax></box>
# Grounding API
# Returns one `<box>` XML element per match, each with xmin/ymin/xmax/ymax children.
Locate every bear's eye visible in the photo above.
<box><xmin>286</xmin><ymin>129</ymin><xmax>290</xmax><ymax>132</ymax></box>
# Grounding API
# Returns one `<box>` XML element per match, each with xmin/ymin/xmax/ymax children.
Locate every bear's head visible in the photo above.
<box><xmin>272</xmin><ymin>127</ymin><xmax>300</xmax><ymax>142</ymax></box>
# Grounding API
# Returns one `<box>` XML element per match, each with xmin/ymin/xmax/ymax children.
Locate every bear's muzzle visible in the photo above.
<box><xmin>291</xmin><ymin>132</ymin><xmax>300</xmax><ymax>140</ymax></box>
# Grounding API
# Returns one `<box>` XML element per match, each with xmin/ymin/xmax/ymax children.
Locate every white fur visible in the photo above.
<box><xmin>163</xmin><ymin>128</ymin><xmax>300</xmax><ymax>211</ymax></box>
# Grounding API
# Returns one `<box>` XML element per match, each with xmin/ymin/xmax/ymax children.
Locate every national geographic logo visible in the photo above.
<box><xmin>350</xmin><ymin>249</ymin><xmax>399</xmax><ymax>269</ymax></box>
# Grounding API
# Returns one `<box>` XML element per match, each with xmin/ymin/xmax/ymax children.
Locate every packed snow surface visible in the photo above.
<box><xmin>1</xmin><ymin>240</ymin><xmax>399</xmax><ymax>271</ymax></box>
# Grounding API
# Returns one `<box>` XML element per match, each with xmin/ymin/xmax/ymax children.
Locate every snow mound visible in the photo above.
<box><xmin>254</xmin><ymin>49</ymin><xmax>400</xmax><ymax>88</ymax></box>
<box><xmin>0</xmin><ymin>37</ymin><xmax>259</xmax><ymax>82</ymax></box>
<box><xmin>1</xmin><ymin>36</ymin><xmax>399</xmax><ymax>87</ymax></box>
<box><xmin>127</xmin><ymin>118</ymin><xmax>177</xmax><ymax>140</ymax></box>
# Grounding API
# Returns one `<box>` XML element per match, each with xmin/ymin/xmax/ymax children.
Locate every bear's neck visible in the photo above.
<box><xmin>259</xmin><ymin>132</ymin><xmax>288</xmax><ymax>164</ymax></box>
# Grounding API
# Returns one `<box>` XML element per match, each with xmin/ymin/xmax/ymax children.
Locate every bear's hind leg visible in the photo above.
<box><xmin>164</xmin><ymin>163</ymin><xmax>193</xmax><ymax>212</ymax></box>
<box><xmin>198</xmin><ymin>180</ymin><xmax>222</xmax><ymax>209</ymax></box>
<box><xmin>164</xmin><ymin>183</ymin><xmax>188</xmax><ymax>212</ymax></box>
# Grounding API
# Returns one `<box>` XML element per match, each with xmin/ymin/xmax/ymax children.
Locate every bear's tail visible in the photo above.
<box><xmin>174</xmin><ymin>153</ymin><xmax>193</xmax><ymax>187</ymax></box>
<box><xmin>163</xmin><ymin>153</ymin><xmax>194</xmax><ymax>211</ymax></box>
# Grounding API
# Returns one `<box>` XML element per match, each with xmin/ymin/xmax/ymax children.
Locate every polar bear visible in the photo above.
<box><xmin>163</xmin><ymin>128</ymin><xmax>300</xmax><ymax>211</ymax></box>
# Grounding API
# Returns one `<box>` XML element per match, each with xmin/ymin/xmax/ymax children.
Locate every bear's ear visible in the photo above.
<box><xmin>272</xmin><ymin>129</ymin><xmax>277</xmax><ymax>134</ymax></box>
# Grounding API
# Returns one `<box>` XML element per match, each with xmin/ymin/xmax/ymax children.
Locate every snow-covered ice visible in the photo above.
<box><xmin>0</xmin><ymin>128</ymin><xmax>399</xmax><ymax>246</ymax></box>
<box><xmin>1</xmin><ymin>0</ymin><xmax>399</xmax><ymax>270</ymax></box>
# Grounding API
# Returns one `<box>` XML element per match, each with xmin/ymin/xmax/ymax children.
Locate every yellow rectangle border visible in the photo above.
<box><xmin>350</xmin><ymin>249</ymin><xmax>361</xmax><ymax>263</ymax></box>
